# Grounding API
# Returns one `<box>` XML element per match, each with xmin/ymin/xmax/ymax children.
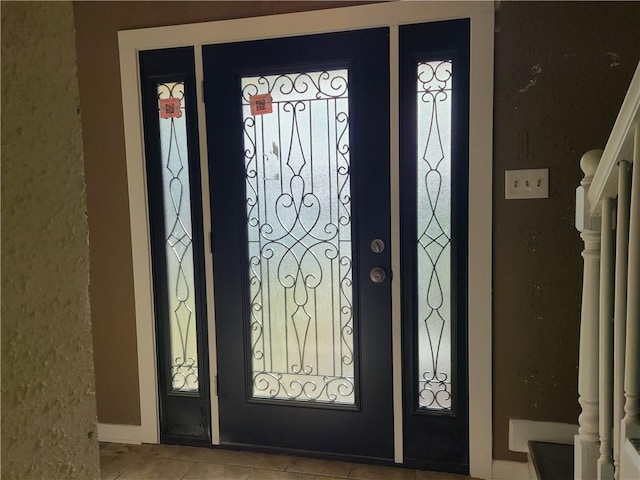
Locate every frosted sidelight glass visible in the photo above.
<box><xmin>157</xmin><ymin>81</ymin><xmax>199</xmax><ymax>393</ymax></box>
<box><xmin>416</xmin><ymin>61</ymin><xmax>453</xmax><ymax>410</ymax></box>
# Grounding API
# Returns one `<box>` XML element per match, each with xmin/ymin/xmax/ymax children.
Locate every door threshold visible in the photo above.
<box><xmin>160</xmin><ymin>433</ymin><xmax>212</xmax><ymax>449</ymax></box>
<box><xmin>216</xmin><ymin>441</ymin><xmax>397</xmax><ymax>468</ymax></box>
<box><xmin>218</xmin><ymin>442</ymin><xmax>470</xmax><ymax>475</ymax></box>
<box><xmin>158</xmin><ymin>438</ymin><xmax>469</xmax><ymax>474</ymax></box>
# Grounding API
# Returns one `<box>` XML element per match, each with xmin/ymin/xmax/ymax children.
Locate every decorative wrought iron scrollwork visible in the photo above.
<box><xmin>242</xmin><ymin>70</ymin><xmax>354</xmax><ymax>404</ymax></box>
<box><xmin>241</xmin><ymin>71</ymin><xmax>348</xmax><ymax>103</ymax></box>
<box><xmin>157</xmin><ymin>81</ymin><xmax>199</xmax><ymax>392</ymax></box>
<box><xmin>253</xmin><ymin>372</ymin><xmax>354</xmax><ymax>403</ymax></box>
<box><xmin>416</xmin><ymin>61</ymin><xmax>453</xmax><ymax>410</ymax></box>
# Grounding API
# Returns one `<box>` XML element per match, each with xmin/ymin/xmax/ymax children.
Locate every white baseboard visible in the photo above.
<box><xmin>492</xmin><ymin>460</ymin><xmax>530</xmax><ymax>480</ymax></box>
<box><xmin>98</xmin><ymin>423</ymin><xmax>145</xmax><ymax>444</ymax></box>
<box><xmin>509</xmin><ymin>419</ymin><xmax>578</xmax><ymax>453</ymax></box>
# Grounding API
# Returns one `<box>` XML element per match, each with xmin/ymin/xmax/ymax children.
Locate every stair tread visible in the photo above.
<box><xmin>529</xmin><ymin>441</ymin><xmax>574</xmax><ymax>480</ymax></box>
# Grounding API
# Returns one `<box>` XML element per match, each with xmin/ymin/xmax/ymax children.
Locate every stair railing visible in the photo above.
<box><xmin>575</xmin><ymin>61</ymin><xmax>640</xmax><ymax>480</ymax></box>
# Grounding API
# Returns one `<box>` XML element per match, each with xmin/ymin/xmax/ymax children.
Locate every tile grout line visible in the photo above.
<box><xmin>178</xmin><ymin>459</ymin><xmax>199</xmax><ymax>480</ymax></box>
<box><xmin>346</xmin><ymin>461</ymin><xmax>354</xmax><ymax>479</ymax></box>
<box><xmin>284</xmin><ymin>455</ymin><xmax>294</xmax><ymax>474</ymax></box>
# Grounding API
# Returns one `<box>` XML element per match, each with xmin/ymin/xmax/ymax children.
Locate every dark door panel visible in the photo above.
<box><xmin>203</xmin><ymin>28</ymin><xmax>393</xmax><ymax>460</ymax></box>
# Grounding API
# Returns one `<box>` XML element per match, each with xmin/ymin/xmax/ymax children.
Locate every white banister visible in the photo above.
<box><xmin>621</xmin><ymin>125</ymin><xmax>640</xmax><ymax>451</ymax></box>
<box><xmin>576</xmin><ymin>150</ymin><xmax>603</xmax><ymax>480</ymax></box>
<box><xmin>613</xmin><ymin>160</ymin><xmax>631</xmax><ymax>479</ymax></box>
<box><xmin>589</xmin><ymin>62</ymin><xmax>640</xmax><ymax>208</ymax></box>
<box><xmin>577</xmin><ymin>62</ymin><xmax>640</xmax><ymax>480</ymax></box>
<box><xmin>598</xmin><ymin>196</ymin><xmax>615</xmax><ymax>480</ymax></box>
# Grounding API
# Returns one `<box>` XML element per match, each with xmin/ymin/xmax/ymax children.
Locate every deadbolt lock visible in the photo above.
<box><xmin>370</xmin><ymin>239</ymin><xmax>385</xmax><ymax>254</ymax></box>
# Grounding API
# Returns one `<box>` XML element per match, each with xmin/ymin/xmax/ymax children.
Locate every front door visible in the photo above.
<box><xmin>135</xmin><ymin>7</ymin><xmax>484</xmax><ymax>474</ymax></box>
<box><xmin>203</xmin><ymin>29</ymin><xmax>394</xmax><ymax>459</ymax></box>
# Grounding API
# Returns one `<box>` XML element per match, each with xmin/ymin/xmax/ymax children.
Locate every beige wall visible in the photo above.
<box><xmin>1</xmin><ymin>2</ymin><xmax>100</xmax><ymax>478</ymax></box>
<box><xmin>492</xmin><ymin>1</ymin><xmax>640</xmax><ymax>462</ymax></box>
<box><xmin>73</xmin><ymin>0</ymin><xmax>640</xmax><ymax>463</ymax></box>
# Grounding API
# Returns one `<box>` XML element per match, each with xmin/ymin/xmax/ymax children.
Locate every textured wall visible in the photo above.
<box><xmin>493</xmin><ymin>1</ymin><xmax>640</xmax><ymax>462</ymax></box>
<box><xmin>73</xmin><ymin>0</ymin><xmax>365</xmax><ymax>426</ymax></box>
<box><xmin>1</xmin><ymin>2</ymin><xmax>100</xmax><ymax>479</ymax></box>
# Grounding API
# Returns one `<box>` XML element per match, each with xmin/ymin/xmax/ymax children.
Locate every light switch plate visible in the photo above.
<box><xmin>505</xmin><ymin>168</ymin><xmax>549</xmax><ymax>199</ymax></box>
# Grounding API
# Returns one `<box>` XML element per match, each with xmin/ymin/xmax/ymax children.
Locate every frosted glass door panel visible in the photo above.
<box><xmin>240</xmin><ymin>70</ymin><xmax>355</xmax><ymax>405</ymax></box>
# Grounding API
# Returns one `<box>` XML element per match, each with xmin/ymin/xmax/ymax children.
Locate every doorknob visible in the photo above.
<box><xmin>369</xmin><ymin>267</ymin><xmax>386</xmax><ymax>284</ymax></box>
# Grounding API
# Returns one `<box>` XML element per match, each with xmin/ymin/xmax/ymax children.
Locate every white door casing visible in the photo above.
<box><xmin>118</xmin><ymin>2</ymin><xmax>494</xmax><ymax>478</ymax></box>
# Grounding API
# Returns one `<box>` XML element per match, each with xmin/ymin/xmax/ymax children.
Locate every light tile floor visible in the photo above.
<box><xmin>100</xmin><ymin>443</ymin><xmax>480</xmax><ymax>480</ymax></box>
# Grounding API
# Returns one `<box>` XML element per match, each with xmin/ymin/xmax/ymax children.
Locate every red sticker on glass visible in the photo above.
<box><xmin>250</xmin><ymin>93</ymin><xmax>273</xmax><ymax>115</ymax></box>
<box><xmin>159</xmin><ymin>98</ymin><xmax>182</xmax><ymax>119</ymax></box>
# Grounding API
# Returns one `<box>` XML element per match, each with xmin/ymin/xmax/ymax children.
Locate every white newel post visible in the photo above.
<box><xmin>576</xmin><ymin>150</ymin><xmax>603</xmax><ymax>480</ymax></box>
<box><xmin>621</xmin><ymin>125</ymin><xmax>640</xmax><ymax>455</ymax></box>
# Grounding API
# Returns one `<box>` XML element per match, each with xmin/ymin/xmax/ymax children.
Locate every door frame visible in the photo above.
<box><xmin>118</xmin><ymin>2</ymin><xmax>494</xmax><ymax>478</ymax></box>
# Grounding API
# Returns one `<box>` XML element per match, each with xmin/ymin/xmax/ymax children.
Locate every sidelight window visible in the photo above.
<box><xmin>157</xmin><ymin>81</ymin><xmax>200</xmax><ymax>393</ymax></box>
<box><xmin>416</xmin><ymin>60</ymin><xmax>453</xmax><ymax>411</ymax></box>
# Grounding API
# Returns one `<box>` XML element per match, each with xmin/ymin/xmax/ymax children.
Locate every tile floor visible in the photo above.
<box><xmin>100</xmin><ymin>443</ymin><xmax>480</xmax><ymax>480</ymax></box>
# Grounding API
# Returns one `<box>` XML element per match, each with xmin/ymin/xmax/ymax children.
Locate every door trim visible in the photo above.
<box><xmin>118</xmin><ymin>2</ymin><xmax>494</xmax><ymax>477</ymax></box>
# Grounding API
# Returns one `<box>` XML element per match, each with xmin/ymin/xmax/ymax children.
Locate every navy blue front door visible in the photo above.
<box><xmin>203</xmin><ymin>28</ymin><xmax>394</xmax><ymax>460</ymax></box>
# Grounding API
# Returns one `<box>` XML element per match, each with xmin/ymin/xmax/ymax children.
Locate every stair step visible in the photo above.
<box><xmin>529</xmin><ymin>441</ymin><xmax>574</xmax><ymax>480</ymax></box>
<box><xmin>623</xmin><ymin>437</ymin><xmax>640</xmax><ymax>478</ymax></box>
